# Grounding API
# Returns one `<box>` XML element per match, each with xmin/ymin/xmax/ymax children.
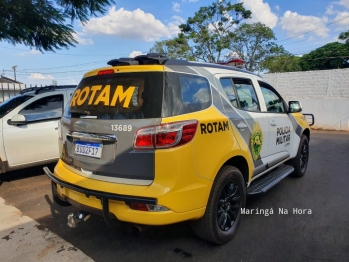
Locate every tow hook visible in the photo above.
<box><xmin>67</xmin><ymin>211</ymin><xmax>91</xmax><ymax>228</ymax></box>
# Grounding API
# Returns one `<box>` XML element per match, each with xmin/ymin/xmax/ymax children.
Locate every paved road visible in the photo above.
<box><xmin>0</xmin><ymin>130</ymin><xmax>348</xmax><ymax>262</ymax></box>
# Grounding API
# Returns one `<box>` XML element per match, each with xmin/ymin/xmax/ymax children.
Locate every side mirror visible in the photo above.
<box><xmin>288</xmin><ymin>101</ymin><xmax>302</xmax><ymax>113</ymax></box>
<box><xmin>8</xmin><ymin>114</ymin><xmax>27</xmax><ymax>126</ymax></box>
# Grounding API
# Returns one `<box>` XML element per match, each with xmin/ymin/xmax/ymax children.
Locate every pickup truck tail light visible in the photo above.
<box><xmin>133</xmin><ymin>120</ymin><xmax>198</xmax><ymax>149</ymax></box>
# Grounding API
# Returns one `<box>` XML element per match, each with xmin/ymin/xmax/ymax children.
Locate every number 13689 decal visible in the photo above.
<box><xmin>111</xmin><ymin>124</ymin><xmax>132</xmax><ymax>132</ymax></box>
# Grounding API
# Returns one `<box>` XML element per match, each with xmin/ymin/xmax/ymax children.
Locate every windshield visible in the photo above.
<box><xmin>0</xmin><ymin>95</ymin><xmax>33</xmax><ymax>119</ymax></box>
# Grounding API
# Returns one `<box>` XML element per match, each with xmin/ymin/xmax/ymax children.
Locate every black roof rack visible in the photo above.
<box><xmin>34</xmin><ymin>85</ymin><xmax>76</xmax><ymax>94</ymax></box>
<box><xmin>19</xmin><ymin>87</ymin><xmax>38</xmax><ymax>94</ymax></box>
<box><xmin>19</xmin><ymin>85</ymin><xmax>76</xmax><ymax>95</ymax></box>
<box><xmin>106</xmin><ymin>53</ymin><xmax>259</xmax><ymax>77</ymax></box>
<box><xmin>107</xmin><ymin>53</ymin><xmax>169</xmax><ymax>66</ymax></box>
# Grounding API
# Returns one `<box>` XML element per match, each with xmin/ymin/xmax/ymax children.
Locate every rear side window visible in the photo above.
<box><xmin>220</xmin><ymin>78</ymin><xmax>238</xmax><ymax>107</ymax></box>
<box><xmin>233</xmin><ymin>78</ymin><xmax>260</xmax><ymax>112</ymax></box>
<box><xmin>67</xmin><ymin>72</ymin><xmax>163</xmax><ymax>119</ymax></box>
<box><xmin>220</xmin><ymin>77</ymin><xmax>260</xmax><ymax>112</ymax></box>
<box><xmin>19</xmin><ymin>95</ymin><xmax>63</xmax><ymax>122</ymax></box>
<box><xmin>162</xmin><ymin>72</ymin><xmax>211</xmax><ymax>117</ymax></box>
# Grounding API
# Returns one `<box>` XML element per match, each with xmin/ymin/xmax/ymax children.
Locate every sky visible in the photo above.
<box><xmin>0</xmin><ymin>0</ymin><xmax>348</xmax><ymax>86</ymax></box>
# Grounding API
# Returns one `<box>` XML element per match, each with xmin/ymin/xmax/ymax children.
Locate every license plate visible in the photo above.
<box><xmin>74</xmin><ymin>141</ymin><xmax>103</xmax><ymax>158</ymax></box>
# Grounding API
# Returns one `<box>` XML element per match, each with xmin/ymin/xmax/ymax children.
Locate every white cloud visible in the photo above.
<box><xmin>238</xmin><ymin>0</ymin><xmax>278</xmax><ymax>28</ymax></box>
<box><xmin>333</xmin><ymin>11</ymin><xmax>349</xmax><ymax>25</ymax></box>
<box><xmin>73</xmin><ymin>33</ymin><xmax>94</xmax><ymax>45</ymax></box>
<box><xmin>129</xmin><ymin>51</ymin><xmax>144</xmax><ymax>58</ymax></box>
<box><xmin>189</xmin><ymin>0</ymin><xmax>199</xmax><ymax>2</ymax></box>
<box><xmin>28</xmin><ymin>73</ymin><xmax>55</xmax><ymax>80</ymax></box>
<box><xmin>280</xmin><ymin>11</ymin><xmax>329</xmax><ymax>38</ymax></box>
<box><xmin>326</xmin><ymin>5</ymin><xmax>335</xmax><ymax>15</ymax></box>
<box><xmin>167</xmin><ymin>15</ymin><xmax>185</xmax><ymax>34</ymax></box>
<box><xmin>29</xmin><ymin>50</ymin><xmax>41</xmax><ymax>55</ymax></box>
<box><xmin>17</xmin><ymin>50</ymin><xmax>41</xmax><ymax>56</ymax></box>
<box><xmin>70</xmin><ymin>79</ymin><xmax>79</xmax><ymax>85</ymax></box>
<box><xmin>173</xmin><ymin>2</ymin><xmax>181</xmax><ymax>12</ymax></box>
<box><xmin>83</xmin><ymin>7</ymin><xmax>180</xmax><ymax>41</ymax></box>
<box><xmin>275</xmin><ymin>5</ymin><xmax>280</xmax><ymax>11</ymax></box>
<box><xmin>336</xmin><ymin>0</ymin><xmax>349</xmax><ymax>9</ymax></box>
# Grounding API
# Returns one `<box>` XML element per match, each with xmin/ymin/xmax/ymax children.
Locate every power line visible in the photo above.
<box><xmin>0</xmin><ymin>45</ymin><xmax>129</xmax><ymax>57</ymax></box>
<box><xmin>282</xmin><ymin>29</ymin><xmax>346</xmax><ymax>46</ymax></box>
<box><xmin>17</xmin><ymin>60</ymin><xmax>107</xmax><ymax>72</ymax></box>
<box><xmin>276</xmin><ymin>15</ymin><xmax>349</xmax><ymax>43</ymax></box>
<box><xmin>16</xmin><ymin>69</ymin><xmax>89</xmax><ymax>75</ymax></box>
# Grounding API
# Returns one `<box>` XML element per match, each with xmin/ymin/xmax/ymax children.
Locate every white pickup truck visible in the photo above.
<box><xmin>0</xmin><ymin>85</ymin><xmax>75</xmax><ymax>173</ymax></box>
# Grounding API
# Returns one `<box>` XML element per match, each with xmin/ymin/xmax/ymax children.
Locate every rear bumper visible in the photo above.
<box><xmin>44</xmin><ymin>163</ymin><xmax>207</xmax><ymax>226</ymax></box>
<box><xmin>44</xmin><ymin>166</ymin><xmax>157</xmax><ymax>227</ymax></box>
<box><xmin>44</xmin><ymin>166</ymin><xmax>156</xmax><ymax>204</ymax></box>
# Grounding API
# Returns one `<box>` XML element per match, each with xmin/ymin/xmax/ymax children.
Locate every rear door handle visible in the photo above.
<box><xmin>270</xmin><ymin>121</ymin><xmax>276</xmax><ymax>126</ymax></box>
<box><xmin>237</xmin><ymin>122</ymin><xmax>248</xmax><ymax>129</ymax></box>
<box><xmin>55</xmin><ymin>127</ymin><xmax>58</xmax><ymax>130</ymax></box>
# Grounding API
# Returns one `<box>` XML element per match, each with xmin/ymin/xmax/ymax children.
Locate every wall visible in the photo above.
<box><xmin>0</xmin><ymin>83</ymin><xmax>27</xmax><ymax>102</ymax></box>
<box><xmin>262</xmin><ymin>68</ymin><xmax>349</xmax><ymax>131</ymax></box>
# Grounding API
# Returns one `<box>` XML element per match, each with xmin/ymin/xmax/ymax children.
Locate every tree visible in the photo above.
<box><xmin>149</xmin><ymin>33</ymin><xmax>195</xmax><ymax>60</ymax></box>
<box><xmin>178</xmin><ymin>0</ymin><xmax>251</xmax><ymax>63</ymax></box>
<box><xmin>299</xmin><ymin>42</ymin><xmax>349</xmax><ymax>71</ymax></box>
<box><xmin>260</xmin><ymin>48</ymin><xmax>301</xmax><ymax>73</ymax></box>
<box><xmin>0</xmin><ymin>0</ymin><xmax>114</xmax><ymax>51</ymax></box>
<box><xmin>339</xmin><ymin>31</ymin><xmax>349</xmax><ymax>44</ymax></box>
<box><xmin>229</xmin><ymin>22</ymin><xmax>284</xmax><ymax>72</ymax></box>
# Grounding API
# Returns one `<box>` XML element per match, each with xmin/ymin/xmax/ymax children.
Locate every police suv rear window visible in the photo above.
<box><xmin>67</xmin><ymin>72</ymin><xmax>163</xmax><ymax>119</ymax></box>
<box><xmin>162</xmin><ymin>72</ymin><xmax>212</xmax><ymax>117</ymax></box>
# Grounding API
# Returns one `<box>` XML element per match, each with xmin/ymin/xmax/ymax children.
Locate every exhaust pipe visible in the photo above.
<box><xmin>131</xmin><ymin>224</ymin><xmax>150</xmax><ymax>236</ymax></box>
<box><xmin>67</xmin><ymin>211</ymin><xmax>91</xmax><ymax>228</ymax></box>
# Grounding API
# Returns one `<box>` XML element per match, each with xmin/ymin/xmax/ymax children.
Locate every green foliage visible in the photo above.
<box><xmin>230</xmin><ymin>22</ymin><xmax>283</xmax><ymax>72</ymax></box>
<box><xmin>299</xmin><ymin>42</ymin><xmax>349</xmax><ymax>71</ymax></box>
<box><xmin>178</xmin><ymin>0</ymin><xmax>251</xmax><ymax>63</ymax></box>
<box><xmin>149</xmin><ymin>33</ymin><xmax>195</xmax><ymax>60</ymax></box>
<box><xmin>0</xmin><ymin>0</ymin><xmax>114</xmax><ymax>51</ymax></box>
<box><xmin>339</xmin><ymin>30</ymin><xmax>349</xmax><ymax>44</ymax></box>
<box><xmin>261</xmin><ymin>55</ymin><xmax>301</xmax><ymax>73</ymax></box>
<box><xmin>260</xmin><ymin>46</ymin><xmax>301</xmax><ymax>73</ymax></box>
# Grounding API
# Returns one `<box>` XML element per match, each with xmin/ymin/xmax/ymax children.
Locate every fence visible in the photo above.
<box><xmin>263</xmin><ymin>68</ymin><xmax>349</xmax><ymax>131</ymax></box>
<box><xmin>0</xmin><ymin>83</ymin><xmax>53</xmax><ymax>102</ymax></box>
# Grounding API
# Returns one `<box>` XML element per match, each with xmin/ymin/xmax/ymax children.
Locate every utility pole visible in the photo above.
<box><xmin>12</xmin><ymin>66</ymin><xmax>17</xmax><ymax>81</ymax></box>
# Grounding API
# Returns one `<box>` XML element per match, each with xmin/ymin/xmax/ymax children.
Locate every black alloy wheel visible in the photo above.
<box><xmin>191</xmin><ymin>165</ymin><xmax>246</xmax><ymax>245</ymax></box>
<box><xmin>299</xmin><ymin>139</ymin><xmax>308</xmax><ymax>173</ymax></box>
<box><xmin>288</xmin><ymin>134</ymin><xmax>309</xmax><ymax>177</ymax></box>
<box><xmin>217</xmin><ymin>181</ymin><xmax>241</xmax><ymax>231</ymax></box>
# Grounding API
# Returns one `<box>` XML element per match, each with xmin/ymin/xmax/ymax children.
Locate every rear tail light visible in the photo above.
<box><xmin>133</xmin><ymin>120</ymin><xmax>198</xmax><ymax>149</ymax></box>
<box><xmin>129</xmin><ymin>202</ymin><xmax>169</xmax><ymax>212</ymax></box>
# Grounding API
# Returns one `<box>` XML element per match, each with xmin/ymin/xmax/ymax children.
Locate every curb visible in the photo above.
<box><xmin>0</xmin><ymin>197</ymin><xmax>94</xmax><ymax>262</ymax></box>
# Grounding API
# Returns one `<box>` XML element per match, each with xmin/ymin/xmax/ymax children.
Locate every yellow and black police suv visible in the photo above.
<box><xmin>44</xmin><ymin>53</ymin><xmax>314</xmax><ymax>244</ymax></box>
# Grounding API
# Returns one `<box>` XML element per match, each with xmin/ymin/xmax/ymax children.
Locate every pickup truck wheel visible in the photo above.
<box><xmin>290</xmin><ymin>135</ymin><xmax>309</xmax><ymax>177</ymax></box>
<box><xmin>191</xmin><ymin>165</ymin><xmax>246</xmax><ymax>245</ymax></box>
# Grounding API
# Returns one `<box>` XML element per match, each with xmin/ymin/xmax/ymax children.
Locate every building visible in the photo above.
<box><xmin>0</xmin><ymin>75</ymin><xmax>23</xmax><ymax>84</ymax></box>
<box><xmin>217</xmin><ymin>58</ymin><xmax>246</xmax><ymax>69</ymax></box>
<box><xmin>0</xmin><ymin>76</ymin><xmax>26</xmax><ymax>102</ymax></box>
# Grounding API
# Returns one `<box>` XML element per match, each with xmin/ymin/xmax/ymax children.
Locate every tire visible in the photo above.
<box><xmin>191</xmin><ymin>165</ymin><xmax>246</xmax><ymax>245</ymax></box>
<box><xmin>51</xmin><ymin>181</ymin><xmax>71</xmax><ymax>206</ymax></box>
<box><xmin>289</xmin><ymin>135</ymin><xmax>309</xmax><ymax>177</ymax></box>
